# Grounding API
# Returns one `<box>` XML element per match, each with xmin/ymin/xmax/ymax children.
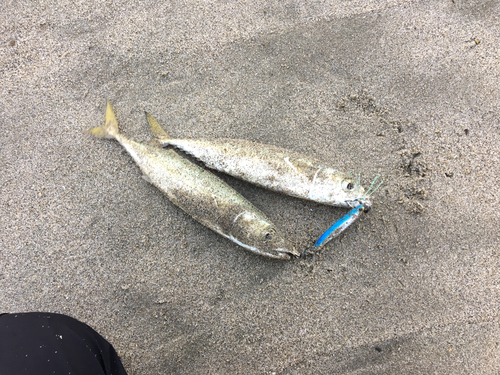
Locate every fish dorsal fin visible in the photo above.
<box><xmin>145</xmin><ymin>112</ymin><xmax>170</xmax><ymax>141</ymax></box>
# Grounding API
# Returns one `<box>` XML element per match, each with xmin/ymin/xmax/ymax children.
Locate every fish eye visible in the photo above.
<box><xmin>264</xmin><ymin>228</ymin><xmax>276</xmax><ymax>241</ymax></box>
<box><xmin>342</xmin><ymin>179</ymin><xmax>355</xmax><ymax>191</ymax></box>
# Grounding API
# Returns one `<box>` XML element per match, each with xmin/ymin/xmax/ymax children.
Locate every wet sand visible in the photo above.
<box><xmin>1</xmin><ymin>0</ymin><xmax>499</xmax><ymax>373</ymax></box>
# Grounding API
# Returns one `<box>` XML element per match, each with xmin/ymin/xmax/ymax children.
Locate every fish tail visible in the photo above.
<box><xmin>89</xmin><ymin>100</ymin><xmax>120</xmax><ymax>139</ymax></box>
<box><xmin>145</xmin><ymin>112</ymin><xmax>171</xmax><ymax>142</ymax></box>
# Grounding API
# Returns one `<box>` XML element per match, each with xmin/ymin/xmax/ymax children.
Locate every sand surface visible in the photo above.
<box><xmin>1</xmin><ymin>0</ymin><xmax>499</xmax><ymax>373</ymax></box>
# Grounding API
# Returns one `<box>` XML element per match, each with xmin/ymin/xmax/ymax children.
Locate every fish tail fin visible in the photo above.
<box><xmin>89</xmin><ymin>100</ymin><xmax>120</xmax><ymax>139</ymax></box>
<box><xmin>145</xmin><ymin>112</ymin><xmax>171</xmax><ymax>143</ymax></box>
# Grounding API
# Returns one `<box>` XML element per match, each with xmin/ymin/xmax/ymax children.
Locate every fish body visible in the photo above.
<box><xmin>152</xmin><ymin>136</ymin><xmax>371</xmax><ymax>209</ymax></box>
<box><xmin>90</xmin><ymin>101</ymin><xmax>297</xmax><ymax>260</ymax></box>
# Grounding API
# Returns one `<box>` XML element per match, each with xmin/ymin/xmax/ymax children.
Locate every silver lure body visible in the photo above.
<box><xmin>157</xmin><ymin>138</ymin><xmax>370</xmax><ymax>209</ymax></box>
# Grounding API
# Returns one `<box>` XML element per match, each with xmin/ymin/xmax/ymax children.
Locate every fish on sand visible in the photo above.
<box><xmin>89</xmin><ymin>101</ymin><xmax>297</xmax><ymax>260</ymax></box>
<box><xmin>147</xmin><ymin>115</ymin><xmax>383</xmax><ymax>247</ymax></box>
<box><xmin>148</xmin><ymin>124</ymin><xmax>373</xmax><ymax>209</ymax></box>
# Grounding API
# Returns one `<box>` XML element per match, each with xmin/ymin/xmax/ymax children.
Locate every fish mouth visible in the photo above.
<box><xmin>272</xmin><ymin>252</ymin><xmax>291</xmax><ymax>260</ymax></box>
<box><xmin>276</xmin><ymin>247</ymin><xmax>300</xmax><ymax>258</ymax></box>
<box><xmin>227</xmin><ymin>235</ymin><xmax>296</xmax><ymax>260</ymax></box>
<box><xmin>347</xmin><ymin>198</ymin><xmax>372</xmax><ymax>209</ymax></box>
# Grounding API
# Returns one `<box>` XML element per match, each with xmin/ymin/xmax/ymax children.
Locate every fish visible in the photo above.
<box><xmin>148</xmin><ymin>116</ymin><xmax>382</xmax><ymax>247</ymax></box>
<box><xmin>148</xmin><ymin>123</ymin><xmax>373</xmax><ymax>209</ymax></box>
<box><xmin>89</xmin><ymin>101</ymin><xmax>298</xmax><ymax>260</ymax></box>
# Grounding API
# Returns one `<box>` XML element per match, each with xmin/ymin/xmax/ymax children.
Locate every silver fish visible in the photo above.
<box><xmin>90</xmin><ymin>101</ymin><xmax>297</xmax><ymax>260</ymax></box>
<box><xmin>149</xmin><ymin>122</ymin><xmax>373</xmax><ymax>209</ymax></box>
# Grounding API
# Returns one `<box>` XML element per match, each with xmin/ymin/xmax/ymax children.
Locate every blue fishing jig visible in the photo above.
<box><xmin>314</xmin><ymin>203</ymin><xmax>365</xmax><ymax>247</ymax></box>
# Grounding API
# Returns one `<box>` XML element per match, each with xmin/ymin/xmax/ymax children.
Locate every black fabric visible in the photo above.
<box><xmin>0</xmin><ymin>312</ymin><xmax>128</xmax><ymax>375</ymax></box>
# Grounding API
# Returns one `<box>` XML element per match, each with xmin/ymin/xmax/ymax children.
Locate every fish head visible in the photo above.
<box><xmin>311</xmin><ymin>168</ymin><xmax>369</xmax><ymax>207</ymax></box>
<box><xmin>259</xmin><ymin>226</ymin><xmax>299</xmax><ymax>260</ymax></box>
<box><xmin>320</xmin><ymin>175</ymin><xmax>369</xmax><ymax>207</ymax></box>
<box><xmin>339</xmin><ymin>173</ymin><xmax>383</xmax><ymax>209</ymax></box>
<box><xmin>340</xmin><ymin>176</ymin><xmax>367</xmax><ymax>203</ymax></box>
<box><xmin>230</xmin><ymin>212</ymin><xmax>298</xmax><ymax>260</ymax></box>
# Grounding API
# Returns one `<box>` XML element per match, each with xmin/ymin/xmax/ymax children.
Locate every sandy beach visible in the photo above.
<box><xmin>1</xmin><ymin>0</ymin><xmax>499</xmax><ymax>373</ymax></box>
